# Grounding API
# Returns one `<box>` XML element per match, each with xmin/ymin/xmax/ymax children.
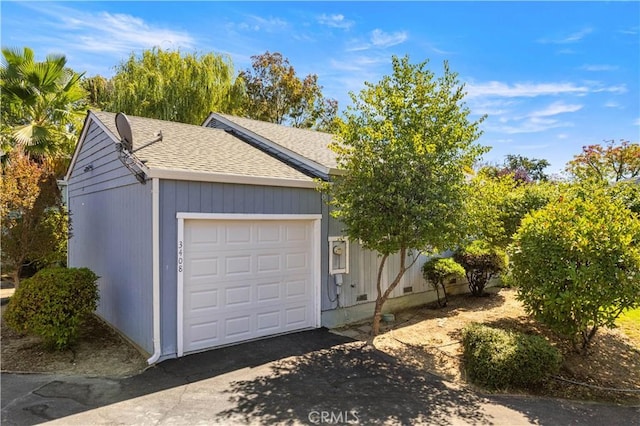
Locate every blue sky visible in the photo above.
<box><xmin>2</xmin><ymin>1</ymin><xmax>639</xmax><ymax>174</ymax></box>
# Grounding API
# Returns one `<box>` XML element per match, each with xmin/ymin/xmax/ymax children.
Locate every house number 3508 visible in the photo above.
<box><xmin>178</xmin><ymin>240</ymin><xmax>184</xmax><ymax>273</ymax></box>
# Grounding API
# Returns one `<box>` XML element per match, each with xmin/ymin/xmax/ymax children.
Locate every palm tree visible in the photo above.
<box><xmin>1</xmin><ymin>47</ymin><xmax>86</xmax><ymax>173</ymax></box>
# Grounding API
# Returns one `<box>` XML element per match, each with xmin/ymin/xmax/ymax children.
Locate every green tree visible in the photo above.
<box><xmin>1</xmin><ymin>47</ymin><xmax>86</xmax><ymax>171</ymax></box>
<box><xmin>480</xmin><ymin>154</ymin><xmax>550</xmax><ymax>183</ymax></box>
<box><xmin>510</xmin><ymin>182</ymin><xmax>640</xmax><ymax>350</ymax></box>
<box><xmin>81</xmin><ymin>75</ymin><xmax>113</xmax><ymax>110</ymax></box>
<box><xmin>466</xmin><ymin>171</ymin><xmax>558</xmax><ymax>248</ymax></box>
<box><xmin>0</xmin><ymin>150</ymin><xmax>69</xmax><ymax>287</ymax></box>
<box><xmin>108</xmin><ymin>48</ymin><xmax>244</xmax><ymax>124</ymax></box>
<box><xmin>240</xmin><ymin>51</ymin><xmax>338</xmax><ymax>130</ymax></box>
<box><xmin>567</xmin><ymin>139</ymin><xmax>640</xmax><ymax>182</ymax></box>
<box><xmin>325</xmin><ymin>55</ymin><xmax>486</xmax><ymax>335</ymax></box>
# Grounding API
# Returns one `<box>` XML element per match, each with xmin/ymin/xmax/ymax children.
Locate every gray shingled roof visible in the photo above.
<box><xmin>91</xmin><ymin>111</ymin><xmax>313</xmax><ymax>182</ymax></box>
<box><xmin>213</xmin><ymin>113</ymin><xmax>338</xmax><ymax>170</ymax></box>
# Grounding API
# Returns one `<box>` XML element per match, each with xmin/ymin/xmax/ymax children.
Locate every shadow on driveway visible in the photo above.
<box><xmin>217</xmin><ymin>342</ymin><xmax>488</xmax><ymax>425</ymax></box>
<box><xmin>2</xmin><ymin>328</ymin><xmax>638</xmax><ymax>425</ymax></box>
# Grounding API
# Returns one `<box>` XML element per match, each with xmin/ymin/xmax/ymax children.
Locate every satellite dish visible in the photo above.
<box><xmin>115</xmin><ymin>113</ymin><xmax>133</xmax><ymax>152</ymax></box>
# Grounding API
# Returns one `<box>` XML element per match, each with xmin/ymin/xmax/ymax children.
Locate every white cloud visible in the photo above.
<box><xmin>240</xmin><ymin>15</ymin><xmax>289</xmax><ymax>33</ymax></box>
<box><xmin>604</xmin><ymin>101</ymin><xmax>621</xmax><ymax>108</ymax></box>
<box><xmin>318</xmin><ymin>13</ymin><xmax>353</xmax><ymax>29</ymax></box>
<box><xmin>344</xmin><ymin>29</ymin><xmax>408</xmax><ymax>52</ymax></box>
<box><xmin>467</xmin><ymin>99</ymin><xmax>517</xmax><ymax>117</ymax></box>
<box><xmin>580</xmin><ymin>64</ymin><xmax>619</xmax><ymax>72</ymax></box>
<box><xmin>330</xmin><ymin>55</ymin><xmax>387</xmax><ymax>72</ymax></box>
<box><xmin>539</xmin><ymin>27</ymin><xmax>593</xmax><ymax>44</ymax></box>
<box><xmin>557</xmin><ymin>133</ymin><xmax>569</xmax><ymax>140</ymax></box>
<box><xmin>466</xmin><ymin>82</ymin><xmax>590</xmax><ymax>98</ymax></box>
<box><xmin>593</xmin><ymin>84</ymin><xmax>627</xmax><ymax>94</ymax></box>
<box><xmin>466</xmin><ymin>80</ymin><xmax>627</xmax><ymax>99</ymax></box>
<box><xmin>370</xmin><ymin>29</ymin><xmax>408</xmax><ymax>48</ymax></box>
<box><xmin>529</xmin><ymin>101</ymin><xmax>583</xmax><ymax>118</ymax></box>
<box><xmin>634</xmin><ymin>118</ymin><xmax>640</xmax><ymax>126</ymax></box>
<box><xmin>23</xmin><ymin>4</ymin><xmax>195</xmax><ymax>55</ymax></box>
<box><xmin>619</xmin><ymin>26</ymin><xmax>639</xmax><ymax>35</ymax></box>
<box><xmin>490</xmin><ymin>117</ymin><xmax>571</xmax><ymax>134</ymax></box>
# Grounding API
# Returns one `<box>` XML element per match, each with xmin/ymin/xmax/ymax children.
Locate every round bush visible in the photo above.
<box><xmin>454</xmin><ymin>240</ymin><xmax>506</xmax><ymax>296</ymax></box>
<box><xmin>462</xmin><ymin>324</ymin><xmax>562</xmax><ymax>390</ymax></box>
<box><xmin>510</xmin><ymin>183</ymin><xmax>640</xmax><ymax>349</ymax></box>
<box><xmin>4</xmin><ymin>267</ymin><xmax>99</xmax><ymax>350</ymax></box>
<box><xmin>422</xmin><ymin>257</ymin><xmax>465</xmax><ymax>306</ymax></box>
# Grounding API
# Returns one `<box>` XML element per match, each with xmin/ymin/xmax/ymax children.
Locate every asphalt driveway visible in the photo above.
<box><xmin>2</xmin><ymin>328</ymin><xmax>638</xmax><ymax>425</ymax></box>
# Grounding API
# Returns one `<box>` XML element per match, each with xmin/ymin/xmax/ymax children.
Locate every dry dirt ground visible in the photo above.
<box><xmin>1</xmin><ymin>302</ymin><xmax>148</xmax><ymax>378</ymax></box>
<box><xmin>341</xmin><ymin>288</ymin><xmax>639</xmax><ymax>406</ymax></box>
<box><xmin>2</xmin><ymin>286</ymin><xmax>639</xmax><ymax>406</ymax></box>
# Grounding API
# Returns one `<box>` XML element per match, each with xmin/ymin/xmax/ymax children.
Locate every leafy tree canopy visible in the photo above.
<box><xmin>566</xmin><ymin>139</ymin><xmax>640</xmax><ymax>182</ymax></box>
<box><xmin>240</xmin><ymin>51</ymin><xmax>338</xmax><ymax>131</ymax></box>
<box><xmin>108</xmin><ymin>47</ymin><xmax>244</xmax><ymax>124</ymax></box>
<box><xmin>326</xmin><ymin>55</ymin><xmax>487</xmax><ymax>333</ymax></box>
<box><xmin>1</xmin><ymin>47</ymin><xmax>86</xmax><ymax>171</ymax></box>
<box><xmin>465</xmin><ymin>171</ymin><xmax>559</xmax><ymax>248</ymax></box>
<box><xmin>481</xmin><ymin>154</ymin><xmax>550</xmax><ymax>183</ymax></box>
<box><xmin>511</xmin><ymin>181</ymin><xmax>640</xmax><ymax>350</ymax></box>
<box><xmin>0</xmin><ymin>150</ymin><xmax>68</xmax><ymax>287</ymax></box>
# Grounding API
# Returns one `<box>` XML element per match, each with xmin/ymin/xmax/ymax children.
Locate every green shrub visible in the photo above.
<box><xmin>462</xmin><ymin>324</ymin><xmax>562</xmax><ymax>390</ymax></box>
<box><xmin>510</xmin><ymin>183</ymin><xmax>640</xmax><ymax>349</ymax></box>
<box><xmin>4</xmin><ymin>267</ymin><xmax>99</xmax><ymax>350</ymax></box>
<box><xmin>422</xmin><ymin>257</ymin><xmax>465</xmax><ymax>307</ymax></box>
<box><xmin>454</xmin><ymin>241</ymin><xmax>506</xmax><ymax>296</ymax></box>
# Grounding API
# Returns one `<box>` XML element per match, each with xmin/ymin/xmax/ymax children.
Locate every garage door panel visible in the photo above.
<box><xmin>225</xmin><ymin>255</ymin><xmax>252</xmax><ymax>275</ymax></box>
<box><xmin>257</xmin><ymin>254</ymin><xmax>281</xmax><ymax>272</ymax></box>
<box><xmin>182</xmin><ymin>219</ymin><xmax>316</xmax><ymax>354</ymax></box>
<box><xmin>285</xmin><ymin>306</ymin><xmax>309</xmax><ymax>327</ymax></box>
<box><xmin>188</xmin><ymin>223</ymin><xmax>220</xmax><ymax>244</ymax></box>
<box><xmin>188</xmin><ymin>257</ymin><xmax>219</xmax><ymax>278</ymax></box>
<box><xmin>285</xmin><ymin>279</ymin><xmax>308</xmax><ymax>298</ymax></box>
<box><xmin>189</xmin><ymin>289</ymin><xmax>219</xmax><ymax>312</ymax></box>
<box><xmin>256</xmin><ymin>281</ymin><xmax>280</xmax><ymax>302</ymax></box>
<box><xmin>256</xmin><ymin>311</ymin><xmax>281</xmax><ymax>332</ymax></box>
<box><xmin>224</xmin><ymin>285</ymin><xmax>251</xmax><ymax>306</ymax></box>
<box><xmin>225</xmin><ymin>315</ymin><xmax>252</xmax><ymax>338</ymax></box>
<box><xmin>224</xmin><ymin>223</ymin><xmax>252</xmax><ymax>243</ymax></box>
<box><xmin>257</xmin><ymin>223</ymin><xmax>281</xmax><ymax>242</ymax></box>
<box><xmin>285</xmin><ymin>252</ymin><xmax>308</xmax><ymax>271</ymax></box>
<box><xmin>187</xmin><ymin>320</ymin><xmax>219</xmax><ymax>349</ymax></box>
<box><xmin>285</xmin><ymin>223</ymin><xmax>308</xmax><ymax>242</ymax></box>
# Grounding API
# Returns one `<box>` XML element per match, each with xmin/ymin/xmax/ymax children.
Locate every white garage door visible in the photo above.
<box><xmin>179</xmin><ymin>216</ymin><xmax>319</xmax><ymax>355</ymax></box>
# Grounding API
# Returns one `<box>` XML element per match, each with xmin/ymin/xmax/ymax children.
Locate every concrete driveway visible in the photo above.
<box><xmin>2</xmin><ymin>329</ymin><xmax>638</xmax><ymax>425</ymax></box>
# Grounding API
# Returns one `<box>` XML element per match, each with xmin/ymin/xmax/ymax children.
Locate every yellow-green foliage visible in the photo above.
<box><xmin>462</xmin><ymin>324</ymin><xmax>561</xmax><ymax>390</ymax></box>
<box><xmin>5</xmin><ymin>267</ymin><xmax>99</xmax><ymax>350</ymax></box>
<box><xmin>511</xmin><ymin>182</ymin><xmax>640</xmax><ymax>349</ymax></box>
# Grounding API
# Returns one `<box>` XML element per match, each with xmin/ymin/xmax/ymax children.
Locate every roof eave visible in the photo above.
<box><xmin>147</xmin><ymin>168</ymin><xmax>319</xmax><ymax>189</ymax></box>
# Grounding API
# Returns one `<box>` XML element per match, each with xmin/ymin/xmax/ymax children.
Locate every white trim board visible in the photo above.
<box><xmin>148</xmin><ymin>169</ymin><xmax>318</xmax><ymax>189</ymax></box>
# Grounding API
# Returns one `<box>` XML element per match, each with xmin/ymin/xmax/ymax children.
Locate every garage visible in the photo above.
<box><xmin>177</xmin><ymin>214</ymin><xmax>321</xmax><ymax>356</ymax></box>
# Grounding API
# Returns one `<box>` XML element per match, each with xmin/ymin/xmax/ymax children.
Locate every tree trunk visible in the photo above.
<box><xmin>372</xmin><ymin>248</ymin><xmax>418</xmax><ymax>335</ymax></box>
<box><xmin>372</xmin><ymin>253</ymin><xmax>389</xmax><ymax>336</ymax></box>
<box><xmin>11</xmin><ymin>269</ymin><xmax>21</xmax><ymax>290</ymax></box>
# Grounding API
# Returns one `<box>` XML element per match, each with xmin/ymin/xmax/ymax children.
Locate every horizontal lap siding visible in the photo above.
<box><xmin>159</xmin><ymin>180</ymin><xmax>325</xmax><ymax>358</ymax></box>
<box><xmin>67</xmin><ymin>121</ymin><xmax>153</xmax><ymax>354</ymax></box>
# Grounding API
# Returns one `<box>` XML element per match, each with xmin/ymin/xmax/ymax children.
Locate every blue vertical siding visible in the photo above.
<box><xmin>67</xmin><ymin>121</ymin><xmax>154</xmax><ymax>354</ymax></box>
<box><xmin>158</xmin><ymin>180</ymin><xmax>324</xmax><ymax>358</ymax></box>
